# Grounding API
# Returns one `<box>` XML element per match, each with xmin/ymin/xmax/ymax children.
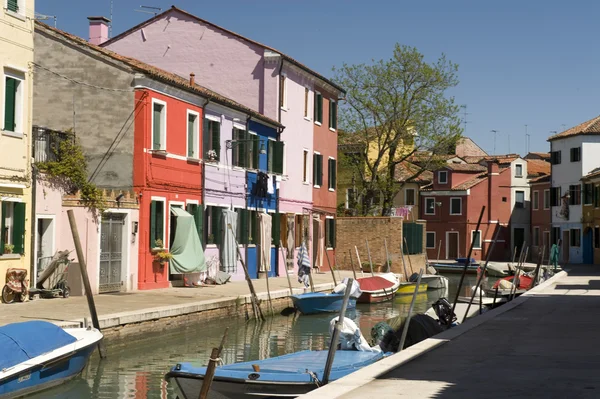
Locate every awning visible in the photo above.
<box><xmin>169</xmin><ymin>207</ymin><xmax>206</xmax><ymax>274</ymax></box>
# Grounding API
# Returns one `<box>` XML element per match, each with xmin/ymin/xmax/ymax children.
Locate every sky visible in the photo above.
<box><xmin>35</xmin><ymin>0</ymin><xmax>600</xmax><ymax>156</ymax></box>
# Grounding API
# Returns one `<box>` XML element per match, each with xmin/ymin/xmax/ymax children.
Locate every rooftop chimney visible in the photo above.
<box><xmin>189</xmin><ymin>73</ymin><xmax>195</xmax><ymax>86</ymax></box>
<box><xmin>88</xmin><ymin>16</ymin><xmax>111</xmax><ymax>46</ymax></box>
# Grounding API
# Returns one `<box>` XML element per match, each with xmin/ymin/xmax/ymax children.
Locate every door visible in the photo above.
<box><xmin>35</xmin><ymin>217</ymin><xmax>54</xmax><ymax>282</ymax></box>
<box><xmin>513</xmin><ymin>228</ymin><xmax>525</xmax><ymax>258</ymax></box>
<box><xmin>447</xmin><ymin>232</ymin><xmax>459</xmax><ymax>260</ymax></box>
<box><xmin>99</xmin><ymin>213</ymin><xmax>125</xmax><ymax>293</ymax></box>
<box><xmin>562</xmin><ymin>231</ymin><xmax>570</xmax><ymax>263</ymax></box>
<box><xmin>584</xmin><ymin>229</ymin><xmax>594</xmax><ymax>264</ymax></box>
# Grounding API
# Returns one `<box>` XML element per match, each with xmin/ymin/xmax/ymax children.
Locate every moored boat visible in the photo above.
<box><xmin>396</xmin><ymin>282</ymin><xmax>428</xmax><ymax>295</ymax></box>
<box><xmin>291</xmin><ymin>292</ymin><xmax>357</xmax><ymax>315</ymax></box>
<box><xmin>0</xmin><ymin>321</ymin><xmax>103</xmax><ymax>399</ymax></box>
<box><xmin>419</xmin><ymin>274</ymin><xmax>449</xmax><ymax>290</ymax></box>
<box><xmin>356</xmin><ymin>273</ymin><xmax>400</xmax><ymax>303</ymax></box>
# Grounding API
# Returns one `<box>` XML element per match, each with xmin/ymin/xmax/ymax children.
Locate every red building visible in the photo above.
<box><xmin>529</xmin><ymin>174</ymin><xmax>551</xmax><ymax>262</ymax></box>
<box><xmin>312</xmin><ymin>86</ymin><xmax>342</xmax><ymax>271</ymax></box>
<box><xmin>421</xmin><ymin>162</ymin><xmax>512</xmax><ymax>261</ymax></box>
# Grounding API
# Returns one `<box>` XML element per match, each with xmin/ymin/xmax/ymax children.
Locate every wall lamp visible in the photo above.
<box><xmin>225</xmin><ymin>139</ymin><xmax>266</xmax><ymax>155</ymax></box>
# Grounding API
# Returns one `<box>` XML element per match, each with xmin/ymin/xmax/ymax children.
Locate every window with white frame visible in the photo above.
<box><xmin>405</xmin><ymin>188</ymin><xmax>416</xmax><ymax>206</ymax></box>
<box><xmin>425</xmin><ymin>197</ymin><xmax>436</xmax><ymax>215</ymax></box>
<box><xmin>279</xmin><ymin>74</ymin><xmax>287</xmax><ymax>109</ymax></box>
<box><xmin>543</xmin><ymin>189</ymin><xmax>550</xmax><ymax>210</ymax></box>
<box><xmin>532</xmin><ymin>190</ymin><xmax>539</xmax><ymax>210</ymax></box>
<box><xmin>471</xmin><ymin>230</ymin><xmax>481</xmax><ymax>249</ymax></box>
<box><xmin>151</xmin><ymin>100</ymin><xmax>166</xmax><ymax>150</ymax></box>
<box><xmin>515</xmin><ymin>191</ymin><xmax>525</xmax><ymax>208</ymax></box>
<box><xmin>328</xmin><ymin>157</ymin><xmax>336</xmax><ymax>190</ymax></box>
<box><xmin>313</xmin><ymin>152</ymin><xmax>323</xmax><ymax>187</ymax></box>
<box><xmin>426</xmin><ymin>232</ymin><xmax>435</xmax><ymax>249</ymax></box>
<box><xmin>6</xmin><ymin>0</ymin><xmax>24</xmax><ymax>15</ymax></box>
<box><xmin>515</xmin><ymin>164</ymin><xmax>523</xmax><ymax>177</ymax></box>
<box><xmin>314</xmin><ymin>92</ymin><xmax>323</xmax><ymax>124</ymax></box>
<box><xmin>203</xmin><ymin>117</ymin><xmax>221</xmax><ymax>161</ymax></box>
<box><xmin>186</xmin><ymin>111</ymin><xmax>199</xmax><ymax>158</ymax></box>
<box><xmin>1</xmin><ymin>200</ymin><xmax>26</xmax><ymax>254</ymax></box>
<box><xmin>450</xmin><ymin>197</ymin><xmax>462</xmax><ymax>215</ymax></box>
<box><xmin>303</xmin><ymin>149</ymin><xmax>309</xmax><ymax>183</ymax></box>
<box><xmin>149</xmin><ymin>199</ymin><xmax>165</xmax><ymax>248</ymax></box>
<box><xmin>438</xmin><ymin>170</ymin><xmax>448</xmax><ymax>184</ymax></box>
<box><xmin>3</xmin><ymin>71</ymin><xmax>24</xmax><ymax>134</ymax></box>
<box><xmin>304</xmin><ymin>87</ymin><xmax>310</xmax><ymax>119</ymax></box>
<box><xmin>329</xmin><ymin>100</ymin><xmax>337</xmax><ymax>130</ymax></box>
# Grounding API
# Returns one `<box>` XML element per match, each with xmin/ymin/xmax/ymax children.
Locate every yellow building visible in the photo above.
<box><xmin>0</xmin><ymin>0</ymin><xmax>34</xmax><ymax>282</ymax></box>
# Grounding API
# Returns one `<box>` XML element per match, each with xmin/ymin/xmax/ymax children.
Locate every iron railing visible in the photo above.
<box><xmin>33</xmin><ymin>126</ymin><xmax>73</xmax><ymax>163</ymax></box>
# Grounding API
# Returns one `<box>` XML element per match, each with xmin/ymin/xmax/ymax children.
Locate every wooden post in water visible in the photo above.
<box><xmin>436</xmin><ymin>240</ymin><xmax>442</xmax><ymax>262</ymax></box>
<box><xmin>229</xmin><ymin>224</ymin><xmax>264</xmax><ymax>321</ymax></box>
<box><xmin>279</xmin><ymin>240</ymin><xmax>293</xmax><ymax>296</ymax></box>
<box><xmin>260</xmin><ymin>239</ymin><xmax>274</xmax><ymax>317</ymax></box>
<box><xmin>325</xmin><ymin>249</ymin><xmax>337</xmax><ymax>286</ymax></box>
<box><xmin>384</xmin><ymin>238</ymin><xmax>391</xmax><ymax>273</ymax></box>
<box><xmin>354</xmin><ymin>246</ymin><xmax>365</xmax><ymax>277</ymax></box>
<box><xmin>531</xmin><ymin>246</ymin><xmax>544</xmax><ymax>289</ymax></box>
<box><xmin>451</xmin><ymin>206</ymin><xmax>485</xmax><ymax>315</ymax></box>
<box><xmin>365</xmin><ymin>240</ymin><xmax>375</xmax><ymax>277</ymax></box>
<box><xmin>333</xmin><ymin>253</ymin><xmax>343</xmax><ymax>283</ymax></box>
<box><xmin>199</xmin><ymin>327</ymin><xmax>229</xmax><ymax>399</ymax></box>
<box><xmin>322</xmin><ymin>279</ymin><xmax>354</xmax><ymax>385</ymax></box>
<box><xmin>403</xmin><ymin>237</ymin><xmax>416</xmax><ymax>278</ymax></box>
<box><xmin>398</xmin><ymin>269</ymin><xmax>423</xmax><ymax>352</ymax></box>
<box><xmin>67</xmin><ymin>210</ymin><xmax>106</xmax><ymax>359</ymax></box>
<box><xmin>348</xmin><ymin>249</ymin><xmax>357</xmax><ymax>280</ymax></box>
<box><xmin>399</xmin><ymin>241</ymin><xmax>409</xmax><ymax>282</ymax></box>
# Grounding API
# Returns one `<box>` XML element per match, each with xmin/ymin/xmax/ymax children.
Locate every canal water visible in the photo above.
<box><xmin>31</xmin><ymin>274</ymin><xmax>486</xmax><ymax>399</ymax></box>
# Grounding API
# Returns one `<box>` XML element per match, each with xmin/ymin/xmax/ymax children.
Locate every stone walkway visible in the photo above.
<box><xmin>301</xmin><ymin>265</ymin><xmax>600</xmax><ymax>398</ymax></box>
<box><xmin>0</xmin><ymin>271</ymin><xmax>353</xmax><ymax>328</ymax></box>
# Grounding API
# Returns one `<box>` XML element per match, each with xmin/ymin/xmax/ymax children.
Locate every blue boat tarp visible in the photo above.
<box><xmin>177</xmin><ymin>350</ymin><xmax>383</xmax><ymax>383</ymax></box>
<box><xmin>0</xmin><ymin>321</ymin><xmax>76</xmax><ymax>370</ymax></box>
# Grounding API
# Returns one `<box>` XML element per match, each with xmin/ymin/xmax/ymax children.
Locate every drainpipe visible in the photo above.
<box><xmin>30</xmin><ymin>128</ymin><xmax>38</xmax><ymax>285</ymax></box>
<box><xmin>276</xmin><ymin>58</ymin><xmax>285</xmax><ymax>275</ymax></box>
<box><xmin>201</xmin><ymin>97</ymin><xmax>209</xmax><ymax>250</ymax></box>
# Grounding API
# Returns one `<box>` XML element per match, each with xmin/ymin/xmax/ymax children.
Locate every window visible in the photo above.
<box><xmin>4</xmin><ymin>74</ymin><xmax>23</xmax><ymax>134</ymax></box>
<box><xmin>569</xmin><ymin>185</ymin><xmax>581</xmax><ymax>205</ymax></box>
<box><xmin>1</xmin><ymin>201</ymin><xmax>26</xmax><ymax>255</ymax></box>
<box><xmin>267</xmin><ymin>139</ymin><xmax>274</xmax><ymax>172</ymax></box>
<box><xmin>268</xmin><ymin>140</ymin><xmax>284</xmax><ymax>174</ymax></box>
<box><xmin>232</xmin><ymin>127</ymin><xmax>246</xmax><ymax>168</ymax></box>
<box><xmin>544</xmin><ymin>189</ymin><xmax>550</xmax><ymax>210</ymax></box>
<box><xmin>329</xmin><ymin>100</ymin><xmax>337</xmax><ymax>130</ymax></box>
<box><xmin>515</xmin><ymin>164</ymin><xmax>523</xmax><ymax>178</ymax></box>
<box><xmin>543</xmin><ymin>231</ymin><xmax>550</xmax><ymax>249</ymax></box>
<box><xmin>247</xmin><ymin>132</ymin><xmax>259</xmax><ymax>169</ymax></box>
<box><xmin>570</xmin><ymin>147</ymin><xmax>581</xmax><ymax>162</ymax></box>
<box><xmin>426</xmin><ymin>232</ymin><xmax>436</xmax><ymax>249</ymax></box>
<box><xmin>303</xmin><ymin>149</ymin><xmax>309</xmax><ymax>183</ymax></box>
<box><xmin>405</xmin><ymin>188</ymin><xmax>416</xmax><ymax>206</ymax></box>
<box><xmin>515</xmin><ymin>191</ymin><xmax>525</xmax><ymax>209</ymax></box>
<box><xmin>424</xmin><ymin>197</ymin><xmax>435</xmax><ymax>215</ymax></box>
<box><xmin>185</xmin><ymin>203</ymin><xmax>203</xmax><ymax>241</ymax></box>
<box><xmin>532</xmin><ymin>191</ymin><xmax>539</xmax><ymax>211</ymax></box>
<box><xmin>7</xmin><ymin>0</ymin><xmax>18</xmax><ymax>12</ymax></box>
<box><xmin>346</xmin><ymin>188</ymin><xmax>356</xmax><ymax>209</ymax></box>
<box><xmin>533</xmin><ymin>227</ymin><xmax>540</xmax><ymax>247</ymax></box>
<box><xmin>304</xmin><ymin>87</ymin><xmax>310</xmax><ymax>118</ymax></box>
<box><xmin>294</xmin><ymin>214</ymin><xmax>306</xmax><ymax>247</ymax></box>
<box><xmin>279</xmin><ymin>74</ymin><xmax>287</xmax><ymax>109</ymax></box>
<box><xmin>550</xmin><ymin>187</ymin><xmax>561</xmax><ymax>206</ymax></box>
<box><xmin>583</xmin><ymin>183</ymin><xmax>593</xmax><ymax>205</ymax></box>
<box><xmin>314</xmin><ymin>92</ymin><xmax>323</xmax><ymax>124</ymax></box>
<box><xmin>328</xmin><ymin>158</ymin><xmax>337</xmax><ymax>190</ymax></box>
<box><xmin>570</xmin><ymin>229</ymin><xmax>581</xmax><ymax>247</ymax></box>
<box><xmin>471</xmin><ymin>230</ymin><xmax>481</xmax><ymax>249</ymax></box>
<box><xmin>203</xmin><ymin>118</ymin><xmax>221</xmax><ymax>161</ymax></box>
<box><xmin>551</xmin><ymin>150</ymin><xmax>561</xmax><ymax>165</ymax></box>
<box><xmin>151</xmin><ymin>100</ymin><xmax>166</xmax><ymax>150</ymax></box>
<box><xmin>325</xmin><ymin>218</ymin><xmax>336</xmax><ymax>248</ymax></box>
<box><xmin>595</xmin><ymin>227</ymin><xmax>600</xmax><ymax>249</ymax></box>
<box><xmin>187</xmin><ymin>111</ymin><xmax>199</xmax><ymax>158</ymax></box>
<box><xmin>205</xmin><ymin>206</ymin><xmax>224</xmax><ymax>245</ymax></box>
<box><xmin>595</xmin><ymin>185</ymin><xmax>600</xmax><ymax>208</ymax></box>
<box><xmin>313</xmin><ymin>153</ymin><xmax>323</xmax><ymax>187</ymax></box>
<box><xmin>438</xmin><ymin>171</ymin><xmax>448</xmax><ymax>184</ymax></box>
<box><xmin>551</xmin><ymin>227</ymin><xmax>560</xmax><ymax>245</ymax></box>
<box><xmin>450</xmin><ymin>197</ymin><xmax>462</xmax><ymax>215</ymax></box>
<box><xmin>149</xmin><ymin>200</ymin><xmax>165</xmax><ymax>248</ymax></box>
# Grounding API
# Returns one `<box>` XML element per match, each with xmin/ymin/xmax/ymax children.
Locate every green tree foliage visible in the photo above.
<box><xmin>334</xmin><ymin>44</ymin><xmax>462</xmax><ymax>216</ymax></box>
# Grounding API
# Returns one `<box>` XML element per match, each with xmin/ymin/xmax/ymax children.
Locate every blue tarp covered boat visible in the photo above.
<box><xmin>166</xmin><ymin>349</ymin><xmax>384</xmax><ymax>399</ymax></box>
<box><xmin>291</xmin><ymin>292</ymin><xmax>357</xmax><ymax>315</ymax></box>
<box><xmin>0</xmin><ymin>321</ymin><xmax>103</xmax><ymax>399</ymax></box>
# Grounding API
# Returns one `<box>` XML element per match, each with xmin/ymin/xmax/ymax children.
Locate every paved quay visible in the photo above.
<box><xmin>301</xmin><ymin>265</ymin><xmax>600</xmax><ymax>399</ymax></box>
<box><xmin>0</xmin><ymin>271</ymin><xmax>354</xmax><ymax>330</ymax></box>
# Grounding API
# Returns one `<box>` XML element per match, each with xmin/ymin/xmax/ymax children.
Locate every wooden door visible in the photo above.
<box><xmin>447</xmin><ymin>232</ymin><xmax>459</xmax><ymax>260</ymax></box>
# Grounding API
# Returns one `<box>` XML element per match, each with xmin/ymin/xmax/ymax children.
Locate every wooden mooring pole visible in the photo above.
<box><xmin>325</xmin><ymin>249</ymin><xmax>337</xmax><ymax>286</ymax></box>
<box><xmin>279</xmin><ymin>240</ymin><xmax>293</xmax><ymax>296</ymax></box>
<box><xmin>199</xmin><ymin>327</ymin><xmax>229</xmax><ymax>399</ymax></box>
<box><xmin>348</xmin><ymin>249</ymin><xmax>357</xmax><ymax>280</ymax></box>
<box><xmin>398</xmin><ymin>269</ymin><xmax>423</xmax><ymax>352</ymax></box>
<box><xmin>67</xmin><ymin>209</ymin><xmax>106</xmax><ymax>359</ymax></box>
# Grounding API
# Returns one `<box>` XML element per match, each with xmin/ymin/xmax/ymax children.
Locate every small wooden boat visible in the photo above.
<box><xmin>493</xmin><ymin>274</ymin><xmax>533</xmax><ymax>290</ymax></box>
<box><xmin>0</xmin><ymin>321</ymin><xmax>103</xmax><ymax>399</ymax></box>
<box><xmin>165</xmin><ymin>349</ymin><xmax>384</xmax><ymax>399</ymax></box>
<box><xmin>420</xmin><ymin>274</ymin><xmax>449</xmax><ymax>290</ymax></box>
<box><xmin>429</xmin><ymin>258</ymin><xmax>480</xmax><ymax>274</ymax></box>
<box><xmin>356</xmin><ymin>273</ymin><xmax>400</xmax><ymax>303</ymax></box>
<box><xmin>396</xmin><ymin>282</ymin><xmax>428</xmax><ymax>295</ymax></box>
<box><xmin>291</xmin><ymin>292</ymin><xmax>357</xmax><ymax>315</ymax></box>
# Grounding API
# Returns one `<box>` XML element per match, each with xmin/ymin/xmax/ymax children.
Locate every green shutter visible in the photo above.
<box><xmin>326</xmin><ymin>219</ymin><xmax>336</xmax><ymax>248</ymax></box>
<box><xmin>152</xmin><ymin>103</ymin><xmax>162</xmax><ymax>150</ymax></box>
<box><xmin>0</xmin><ymin>202</ymin><xmax>6</xmax><ymax>253</ymax></box>
<box><xmin>213</xmin><ymin>208</ymin><xmax>223</xmax><ymax>247</ymax></box>
<box><xmin>273</xmin><ymin>141</ymin><xmax>284</xmax><ymax>174</ymax></box>
<box><xmin>318</xmin><ymin>155</ymin><xmax>323</xmax><ymax>186</ymax></box>
<box><xmin>150</xmin><ymin>201</ymin><xmax>157</xmax><ymax>248</ymax></box>
<box><xmin>329</xmin><ymin>101</ymin><xmax>333</xmax><ymax>128</ymax></box>
<box><xmin>331</xmin><ymin>219</ymin><xmax>336</xmax><ymax>248</ymax></box>
<box><xmin>318</xmin><ymin>94</ymin><xmax>323</xmax><ymax>123</ymax></box>
<box><xmin>212</xmin><ymin>121</ymin><xmax>220</xmax><ymax>160</ymax></box>
<box><xmin>12</xmin><ymin>202</ymin><xmax>25</xmax><ymax>254</ymax></box>
<box><xmin>4</xmin><ymin>78</ymin><xmax>17</xmax><ymax>132</ymax></box>
<box><xmin>314</xmin><ymin>92</ymin><xmax>318</xmax><ymax>121</ymax></box>
<box><xmin>271</xmin><ymin>212</ymin><xmax>280</xmax><ymax>246</ymax></box>
<box><xmin>156</xmin><ymin>201</ymin><xmax>164</xmax><ymax>246</ymax></box>
<box><xmin>187</xmin><ymin>204</ymin><xmax>203</xmax><ymax>243</ymax></box>
<box><xmin>403</xmin><ymin>223</ymin><xmax>423</xmax><ymax>255</ymax></box>
<box><xmin>239</xmin><ymin>130</ymin><xmax>247</xmax><ymax>168</ymax></box>
<box><xmin>332</xmin><ymin>101</ymin><xmax>337</xmax><ymax>129</ymax></box>
<box><xmin>313</xmin><ymin>153</ymin><xmax>318</xmax><ymax>185</ymax></box>
<box><xmin>238</xmin><ymin>209</ymin><xmax>249</xmax><ymax>245</ymax></box>
<box><xmin>187</xmin><ymin>115</ymin><xmax>195</xmax><ymax>157</ymax></box>
<box><xmin>7</xmin><ymin>0</ymin><xmax>18</xmax><ymax>12</ymax></box>
<box><xmin>202</xmin><ymin>118</ymin><xmax>210</xmax><ymax>159</ymax></box>
<box><xmin>328</xmin><ymin>159</ymin><xmax>337</xmax><ymax>189</ymax></box>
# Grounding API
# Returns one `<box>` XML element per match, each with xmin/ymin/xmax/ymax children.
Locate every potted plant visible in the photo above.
<box><xmin>151</xmin><ymin>239</ymin><xmax>173</xmax><ymax>266</ymax></box>
<box><xmin>4</xmin><ymin>244</ymin><xmax>14</xmax><ymax>254</ymax></box>
<box><xmin>206</xmin><ymin>149</ymin><xmax>218</xmax><ymax>163</ymax></box>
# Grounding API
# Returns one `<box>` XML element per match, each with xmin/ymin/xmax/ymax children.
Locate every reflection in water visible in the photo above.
<box><xmin>29</xmin><ymin>274</ymin><xmax>484</xmax><ymax>398</ymax></box>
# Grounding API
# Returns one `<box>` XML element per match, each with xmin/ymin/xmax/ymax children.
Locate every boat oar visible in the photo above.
<box><xmin>451</xmin><ymin>206</ymin><xmax>485</xmax><ymax>317</ymax></box>
<box><xmin>322</xmin><ymin>279</ymin><xmax>354</xmax><ymax>385</ymax></box>
<box><xmin>355</xmin><ymin>246</ymin><xmax>365</xmax><ymax>278</ymax></box>
<box><xmin>398</xmin><ymin>269</ymin><xmax>423</xmax><ymax>352</ymax></box>
<box><xmin>199</xmin><ymin>327</ymin><xmax>229</xmax><ymax>399</ymax></box>
<box><xmin>348</xmin><ymin>250</ymin><xmax>358</xmax><ymax>280</ymax></box>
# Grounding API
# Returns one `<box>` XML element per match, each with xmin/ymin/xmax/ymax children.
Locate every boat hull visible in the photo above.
<box><xmin>420</xmin><ymin>275</ymin><xmax>448</xmax><ymax>290</ymax></box>
<box><xmin>396</xmin><ymin>283</ymin><xmax>428</xmax><ymax>295</ymax></box>
<box><xmin>431</xmin><ymin>263</ymin><xmax>479</xmax><ymax>274</ymax></box>
<box><xmin>356</xmin><ymin>274</ymin><xmax>400</xmax><ymax>304</ymax></box>
<box><xmin>291</xmin><ymin>293</ymin><xmax>357</xmax><ymax>315</ymax></box>
<box><xmin>0</xmin><ymin>344</ymin><xmax>96</xmax><ymax>399</ymax></box>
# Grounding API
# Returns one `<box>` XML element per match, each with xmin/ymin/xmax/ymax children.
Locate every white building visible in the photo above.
<box><xmin>548</xmin><ymin>116</ymin><xmax>600</xmax><ymax>264</ymax></box>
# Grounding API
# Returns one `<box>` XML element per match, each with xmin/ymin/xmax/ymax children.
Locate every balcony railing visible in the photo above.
<box><xmin>33</xmin><ymin>126</ymin><xmax>74</xmax><ymax>163</ymax></box>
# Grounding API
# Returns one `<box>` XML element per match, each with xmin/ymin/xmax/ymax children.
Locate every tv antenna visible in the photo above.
<box><xmin>460</xmin><ymin>105</ymin><xmax>471</xmax><ymax>134</ymax></box>
<box><xmin>135</xmin><ymin>5</ymin><xmax>162</xmax><ymax>16</ymax></box>
<box><xmin>525</xmin><ymin>125</ymin><xmax>530</xmax><ymax>154</ymax></box>
<box><xmin>35</xmin><ymin>13</ymin><xmax>57</xmax><ymax>28</ymax></box>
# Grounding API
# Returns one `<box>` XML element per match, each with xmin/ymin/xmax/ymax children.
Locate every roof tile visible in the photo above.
<box><xmin>548</xmin><ymin>115</ymin><xmax>600</xmax><ymax>141</ymax></box>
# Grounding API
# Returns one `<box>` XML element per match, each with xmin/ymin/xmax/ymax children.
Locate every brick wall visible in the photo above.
<box><xmin>455</xmin><ymin>137</ymin><xmax>487</xmax><ymax>157</ymax></box>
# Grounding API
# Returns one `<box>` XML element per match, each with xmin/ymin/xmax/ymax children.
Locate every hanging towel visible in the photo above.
<box><xmin>297</xmin><ymin>241</ymin><xmax>311</xmax><ymax>287</ymax></box>
<box><xmin>286</xmin><ymin>215</ymin><xmax>295</xmax><ymax>268</ymax></box>
<box><xmin>312</xmin><ymin>216</ymin><xmax>324</xmax><ymax>269</ymax></box>
<box><xmin>221</xmin><ymin>209</ymin><xmax>238</xmax><ymax>274</ymax></box>
<box><xmin>258</xmin><ymin>213</ymin><xmax>272</xmax><ymax>272</ymax></box>
<box><xmin>318</xmin><ymin>218</ymin><xmax>325</xmax><ymax>268</ymax></box>
<box><xmin>267</xmin><ymin>175</ymin><xmax>275</xmax><ymax>194</ymax></box>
